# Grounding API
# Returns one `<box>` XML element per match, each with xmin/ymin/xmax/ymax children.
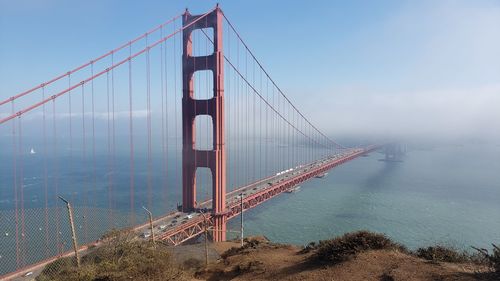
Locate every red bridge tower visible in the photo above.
<box><xmin>182</xmin><ymin>7</ymin><xmax>226</xmax><ymax>241</ymax></box>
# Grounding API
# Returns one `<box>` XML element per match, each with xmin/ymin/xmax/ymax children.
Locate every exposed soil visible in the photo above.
<box><xmin>192</xmin><ymin>237</ymin><xmax>497</xmax><ymax>281</ymax></box>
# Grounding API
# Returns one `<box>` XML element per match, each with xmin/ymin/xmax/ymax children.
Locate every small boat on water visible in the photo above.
<box><xmin>286</xmin><ymin>186</ymin><xmax>301</xmax><ymax>193</ymax></box>
<box><xmin>30</xmin><ymin>148</ymin><xmax>36</xmax><ymax>155</ymax></box>
<box><xmin>315</xmin><ymin>172</ymin><xmax>328</xmax><ymax>178</ymax></box>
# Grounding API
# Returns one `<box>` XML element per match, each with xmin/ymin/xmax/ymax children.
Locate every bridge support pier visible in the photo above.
<box><xmin>182</xmin><ymin>6</ymin><xmax>226</xmax><ymax>242</ymax></box>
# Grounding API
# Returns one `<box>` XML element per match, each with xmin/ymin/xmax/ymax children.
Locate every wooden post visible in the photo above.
<box><xmin>58</xmin><ymin>196</ymin><xmax>80</xmax><ymax>268</ymax></box>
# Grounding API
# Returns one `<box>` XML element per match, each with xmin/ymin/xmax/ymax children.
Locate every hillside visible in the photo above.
<box><xmin>199</xmin><ymin>236</ymin><xmax>495</xmax><ymax>281</ymax></box>
<box><xmin>35</xmin><ymin>231</ymin><xmax>498</xmax><ymax>281</ymax></box>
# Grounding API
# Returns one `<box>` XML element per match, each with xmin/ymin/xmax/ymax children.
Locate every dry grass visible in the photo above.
<box><xmin>415</xmin><ymin>245</ymin><xmax>475</xmax><ymax>263</ymax></box>
<box><xmin>473</xmin><ymin>244</ymin><xmax>500</xmax><ymax>275</ymax></box>
<box><xmin>36</xmin><ymin>231</ymin><xmax>498</xmax><ymax>281</ymax></box>
<box><xmin>494</xmin><ymin>244</ymin><xmax>500</xmax><ymax>273</ymax></box>
<box><xmin>36</xmin><ymin>229</ymin><xmax>185</xmax><ymax>281</ymax></box>
<box><xmin>311</xmin><ymin>230</ymin><xmax>406</xmax><ymax>264</ymax></box>
<box><xmin>221</xmin><ymin>236</ymin><xmax>273</xmax><ymax>259</ymax></box>
<box><xmin>202</xmin><ymin>234</ymin><xmax>496</xmax><ymax>281</ymax></box>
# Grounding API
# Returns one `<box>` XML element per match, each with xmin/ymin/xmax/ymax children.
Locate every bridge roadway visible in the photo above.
<box><xmin>134</xmin><ymin>145</ymin><xmax>380</xmax><ymax>246</ymax></box>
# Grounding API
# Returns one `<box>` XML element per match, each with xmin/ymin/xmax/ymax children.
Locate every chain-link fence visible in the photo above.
<box><xmin>0</xmin><ymin>205</ymin><xmax>147</xmax><ymax>278</ymax></box>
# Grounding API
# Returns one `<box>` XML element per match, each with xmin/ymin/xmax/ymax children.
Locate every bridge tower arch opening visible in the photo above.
<box><xmin>182</xmin><ymin>6</ymin><xmax>226</xmax><ymax>242</ymax></box>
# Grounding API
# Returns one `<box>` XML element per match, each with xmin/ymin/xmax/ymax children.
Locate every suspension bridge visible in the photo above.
<box><xmin>0</xmin><ymin>6</ymin><xmax>380</xmax><ymax>279</ymax></box>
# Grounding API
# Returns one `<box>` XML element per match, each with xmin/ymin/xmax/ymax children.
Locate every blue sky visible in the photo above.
<box><xmin>1</xmin><ymin>0</ymin><xmax>499</xmax><ymax>141</ymax></box>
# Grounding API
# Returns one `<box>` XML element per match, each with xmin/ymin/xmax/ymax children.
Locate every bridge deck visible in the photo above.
<box><xmin>143</xmin><ymin>146</ymin><xmax>380</xmax><ymax>245</ymax></box>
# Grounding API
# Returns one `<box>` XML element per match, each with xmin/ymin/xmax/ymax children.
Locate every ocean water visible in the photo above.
<box><xmin>228</xmin><ymin>143</ymin><xmax>500</xmax><ymax>250</ymax></box>
<box><xmin>1</xmin><ymin>142</ymin><xmax>499</xmax><ymax>275</ymax></box>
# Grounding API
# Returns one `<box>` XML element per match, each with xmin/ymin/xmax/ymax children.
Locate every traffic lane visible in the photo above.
<box><xmin>139</xmin><ymin>151</ymin><xmax>362</xmax><ymax>238</ymax></box>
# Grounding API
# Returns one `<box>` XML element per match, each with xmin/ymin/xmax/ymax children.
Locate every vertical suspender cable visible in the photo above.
<box><xmin>265</xmin><ymin>77</ymin><xmax>268</xmax><ymax>176</ymax></box>
<box><xmin>146</xmin><ymin>35</ymin><xmax>153</xmax><ymax>210</ymax></box>
<box><xmin>106</xmin><ymin>69</ymin><xmax>112</xmax><ymax>227</ymax></box>
<box><xmin>286</xmin><ymin>98</ymin><xmax>289</xmax><ymax>169</ymax></box>
<box><xmin>193</xmin><ymin>31</ymin><xmax>198</xmax><ymax>205</ymax></box>
<box><xmin>91</xmin><ymin>63</ymin><xmax>97</xmax><ymax>234</ymax></box>
<box><xmin>259</xmin><ymin>69</ymin><xmax>262</xmax><ymax>179</ymax></box>
<box><xmin>128</xmin><ymin>43</ymin><xmax>135</xmax><ymax>225</ymax></box>
<box><xmin>226</xmin><ymin>23</ymin><xmax>231</xmax><ymax>190</ymax></box>
<box><xmin>163</xmin><ymin>26</ymin><xmax>169</xmax><ymax>211</ymax></box>
<box><xmin>173</xmin><ymin>21</ymin><xmax>179</xmax><ymax>203</ymax></box>
<box><xmin>277</xmin><ymin>86</ymin><xmax>281</xmax><ymax>171</ymax></box>
<box><xmin>205</xmin><ymin>17</ymin><xmax>210</xmax><ymax>202</ymax></box>
<box><xmin>160</xmin><ymin>26</ymin><xmax>167</xmax><ymax>208</ymax></box>
<box><xmin>252</xmin><ymin>59</ymin><xmax>256</xmax><ymax>182</ymax></box>
<box><xmin>272</xmin><ymin>85</ymin><xmax>275</xmax><ymax>174</ymax></box>
<box><xmin>290</xmin><ymin>102</ymin><xmax>293</xmax><ymax>167</ymax></box>
<box><xmin>81</xmin><ymin>83</ymin><xmax>88</xmax><ymax>244</ymax></box>
<box><xmin>236</xmin><ymin>38</ymin><xmax>240</xmax><ymax>187</ymax></box>
<box><xmin>52</xmin><ymin>97</ymin><xmax>60</xmax><ymax>255</ymax></box>
<box><xmin>42</xmin><ymin>86</ymin><xmax>49</xmax><ymax>258</ymax></box>
<box><xmin>67</xmin><ymin>73</ymin><xmax>73</xmax><ymax>231</ymax></box>
<box><xmin>18</xmin><ymin>114</ymin><xmax>26</xmax><ymax>266</ymax></box>
<box><xmin>12</xmin><ymin>101</ymin><xmax>20</xmax><ymax>268</ymax></box>
<box><xmin>245</xmin><ymin>49</ymin><xmax>249</xmax><ymax>185</ymax></box>
<box><xmin>111</xmin><ymin>52</ymin><xmax>116</xmax><ymax>220</ymax></box>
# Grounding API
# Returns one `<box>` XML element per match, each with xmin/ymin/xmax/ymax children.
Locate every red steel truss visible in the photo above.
<box><xmin>158</xmin><ymin>145</ymin><xmax>380</xmax><ymax>246</ymax></box>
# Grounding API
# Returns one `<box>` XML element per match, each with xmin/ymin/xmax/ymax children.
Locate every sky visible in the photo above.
<box><xmin>1</xmin><ymin>0</ymin><xmax>499</xmax><ymax>143</ymax></box>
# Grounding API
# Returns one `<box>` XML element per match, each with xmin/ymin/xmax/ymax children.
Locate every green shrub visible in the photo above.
<box><xmin>312</xmin><ymin>231</ymin><xmax>405</xmax><ymax>264</ymax></box>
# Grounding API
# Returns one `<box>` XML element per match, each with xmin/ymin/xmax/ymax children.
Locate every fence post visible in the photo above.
<box><xmin>58</xmin><ymin>196</ymin><xmax>80</xmax><ymax>268</ymax></box>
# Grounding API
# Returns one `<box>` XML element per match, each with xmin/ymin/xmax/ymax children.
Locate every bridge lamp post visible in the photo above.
<box><xmin>142</xmin><ymin>206</ymin><xmax>155</xmax><ymax>247</ymax></box>
<box><xmin>239</xmin><ymin>193</ymin><xmax>244</xmax><ymax>247</ymax></box>
<box><xmin>58</xmin><ymin>196</ymin><xmax>80</xmax><ymax>268</ymax></box>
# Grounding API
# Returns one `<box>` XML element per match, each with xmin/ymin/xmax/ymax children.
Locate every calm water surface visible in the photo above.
<box><xmin>229</xmin><ymin>144</ymin><xmax>500</xmax><ymax>250</ymax></box>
